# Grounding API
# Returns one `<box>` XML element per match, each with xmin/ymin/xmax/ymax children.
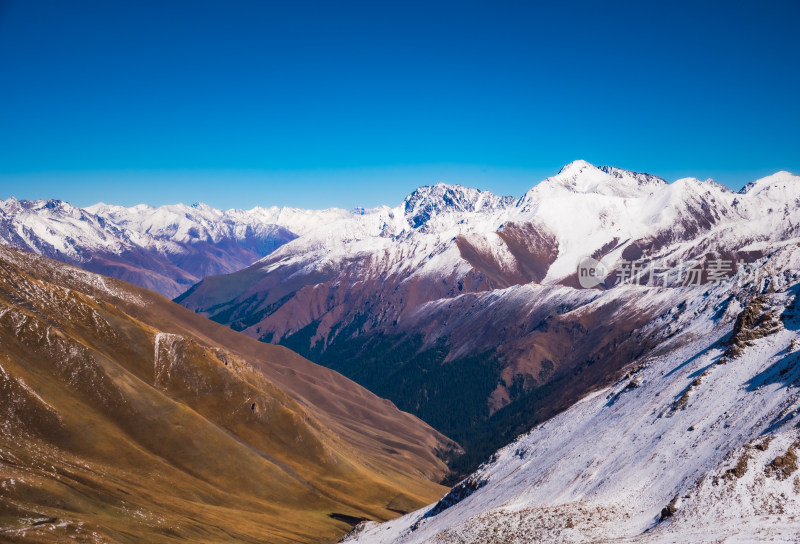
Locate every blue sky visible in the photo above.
<box><xmin>0</xmin><ymin>0</ymin><xmax>798</xmax><ymax>209</ymax></box>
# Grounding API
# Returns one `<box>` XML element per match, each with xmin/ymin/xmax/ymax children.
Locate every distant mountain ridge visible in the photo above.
<box><xmin>0</xmin><ymin>198</ymin><xmax>352</xmax><ymax>297</ymax></box>
<box><xmin>3</xmin><ymin>162</ymin><xmax>769</xmax><ymax>300</ymax></box>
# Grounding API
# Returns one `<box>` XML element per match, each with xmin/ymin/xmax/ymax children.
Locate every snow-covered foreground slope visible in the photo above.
<box><xmin>343</xmin><ymin>246</ymin><xmax>800</xmax><ymax>543</ymax></box>
<box><xmin>0</xmin><ymin>198</ymin><xmax>350</xmax><ymax>297</ymax></box>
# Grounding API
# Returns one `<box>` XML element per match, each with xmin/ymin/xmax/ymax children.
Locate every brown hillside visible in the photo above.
<box><xmin>0</xmin><ymin>246</ymin><xmax>457</xmax><ymax>543</ymax></box>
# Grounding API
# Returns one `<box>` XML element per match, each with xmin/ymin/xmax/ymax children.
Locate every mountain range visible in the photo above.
<box><xmin>4</xmin><ymin>161</ymin><xmax>800</xmax><ymax>542</ymax></box>
<box><xmin>0</xmin><ymin>198</ymin><xmax>351</xmax><ymax>298</ymax></box>
<box><xmin>175</xmin><ymin>160</ymin><xmax>800</xmax><ymax>476</ymax></box>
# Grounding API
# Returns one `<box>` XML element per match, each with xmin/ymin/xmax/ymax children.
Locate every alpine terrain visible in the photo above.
<box><xmin>0</xmin><ymin>198</ymin><xmax>351</xmax><ymax>298</ymax></box>
<box><xmin>0</xmin><ymin>245</ymin><xmax>457</xmax><ymax>544</ymax></box>
<box><xmin>342</xmin><ymin>243</ymin><xmax>800</xmax><ymax>543</ymax></box>
<box><xmin>4</xmin><ymin>161</ymin><xmax>800</xmax><ymax>543</ymax></box>
<box><xmin>177</xmin><ymin>161</ymin><xmax>800</xmax><ymax>477</ymax></box>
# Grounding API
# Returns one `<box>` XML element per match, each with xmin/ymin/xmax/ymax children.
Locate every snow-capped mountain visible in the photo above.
<box><xmin>0</xmin><ymin>198</ymin><xmax>350</xmax><ymax>297</ymax></box>
<box><xmin>86</xmin><ymin>201</ymin><xmax>351</xmax><ymax>239</ymax></box>
<box><xmin>4</xmin><ymin>161</ymin><xmax>800</xmax><ymax>540</ymax></box>
<box><xmin>177</xmin><ymin>161</ymin><xmax>800</xmax><ymax>477</ymax></box>
<box><xmin>527</xmin><ymin>160</ymin><xmax>667</xmax><ymax>198</ymax></box>
<box><xmin>342</xmin><ymin>246</ymin><xmax>800</xmax><ymax>543</ymax></box>
<box><xmin>403</xmin><ymin>184</ymin><xmax>516</xmax><ymax>230</ymax></box>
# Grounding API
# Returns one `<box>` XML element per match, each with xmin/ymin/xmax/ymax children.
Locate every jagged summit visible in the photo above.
<box><xmin>5</xmin><ymin>198</ymin><xmax>96</xmax><ymax>220</ymax></box>
<box><xmin>187</xmin><ymin>201</ymin><xmax>219</xmax><ymax>212</ymax></box>
<box><xmin>695</xmin><ymin>177</ymin><xmax>734</xmax><ymax>193</ymax></box>
<box><xmin>598</xmin><ymin>164</ymin><xmax>666</xmax><ymax>188</ymax></box>
<box><xmin>403</xmin><ymin>183</ymin><xmax>515</xmax><ymax>229</ymax></box>
<box><xmin>0</xmin><ymin>196</ymin><xmax>21</xmax><ymax>213</ymax></box>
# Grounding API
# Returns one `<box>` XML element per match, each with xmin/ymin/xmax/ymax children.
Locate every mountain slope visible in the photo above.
<box><xmin>177</xmin><ymin>163</ymin><xmax>800</xmax><ymax>476</ymax></box>
<box><xmin>343</xmin><ymin>245</ymin><xmax>800</xmax><ymax>543</ymax></box>
<box><xmin>0</xmin><ymin>198</ymin><xmax>351</xmax><ymax>297</ymax></box>
<box><xmin>0</xmin><ymin>245</ymin><xmax>457</xmax><ymax>544</ymax></box>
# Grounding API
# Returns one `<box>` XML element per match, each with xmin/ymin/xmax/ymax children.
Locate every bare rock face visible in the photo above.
<box><xmin>722</xmin><ymin>294</ymin><xmax>783</xmax><ymax>360</ymax></box>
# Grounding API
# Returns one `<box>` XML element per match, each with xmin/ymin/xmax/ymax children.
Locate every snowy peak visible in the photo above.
<box><xmin>659</xmin><ymin>176</ymin><xmax>732</xmax><ymax>199</ymax></box>
<box><xmin>3</xmin><ymin>198</ymin><xmax>111</xmax><ymax>233</ymax></box>
<box><xmin>10</xmin><ymin>198</ymin><xmax>81</xmax><ymax>215</ymax></box>
<box><xmin>85</xmin><ymin>202</ymin><xmax>155</xmax><ymax>216</ymax></box>
<box><xmin>532</xmin><ymin>160</ymin><xmax>667</xmax><ymax>199</ymax></box>
<box><xmin>738</xmin><ymin>170</ymin><xmax>800</xmax><ymax>199</ymax></box>
<box><xmin>555</xmin><ymin>159</ymin><xmax>598</xmax><ymax>178</ymax></box>
<box><xmin>0</xmin><ymin>197</ymin><xmax>21</xmax><ymax>214</ymax></box>
<box><xmin>403</xmin><ymin>183</ymin><xmax>515</xmax><ymax>229</ymax></box>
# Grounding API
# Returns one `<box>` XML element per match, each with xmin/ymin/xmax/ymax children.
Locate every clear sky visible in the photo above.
<box><xmin>1</xmin><ymin>0</ymin><xmax>798</xmax><ymax>209</ymax></box>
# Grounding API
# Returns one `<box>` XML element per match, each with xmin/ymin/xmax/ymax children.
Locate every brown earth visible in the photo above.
<box><xmin>0</xmin><ymin>246</ymin><xmax>457</xmax><ymax>544</ymax></box>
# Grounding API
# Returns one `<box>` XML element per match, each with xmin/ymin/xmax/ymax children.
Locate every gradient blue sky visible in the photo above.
<box><xmin>1</xmin><ymin>0</ymin><xmax>798</xmax><ymax>209</ymax></box>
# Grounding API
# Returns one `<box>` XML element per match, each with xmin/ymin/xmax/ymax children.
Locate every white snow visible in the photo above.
<box><xmin>343</xmin><ymin>247</ymin><xmax>800</xmax><ymax>543</ymax></box>
<box><xmin>240</xmin><ymin>164</ymin><xmax>800</xmax><ymax>318</ymax></box>
<box><xmin>86</xmin><ymin>201</ymin><xmax>352</xmax><ymax>242</ymax></box>
<box><xmin>0</xmin><ymin>198</ymin><xmax>354</xmax><ymax>280</ymax></box>
<box><xmin>5</xmin><ymin>163</ymin><xmax>800</xmax><ymax>304</ymax></box>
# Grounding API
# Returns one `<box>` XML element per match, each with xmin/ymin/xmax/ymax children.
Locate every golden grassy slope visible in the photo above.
<box><xmin>0</xmin><ymin>247</ymin><xmax>458</xmax><ymax>543</ymax></box>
